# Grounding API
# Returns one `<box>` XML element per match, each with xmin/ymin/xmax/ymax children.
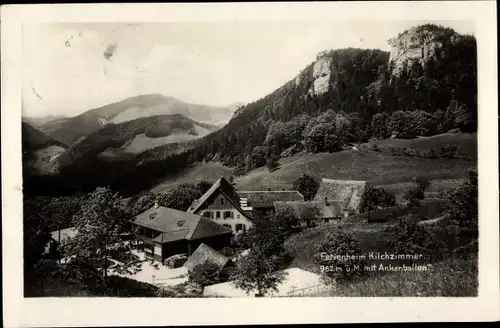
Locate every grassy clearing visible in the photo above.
<box><xmin>148</xmin><ymin>133</ymin><xmax>476</xmax><ymax>195</ymax></box>
<box><xmin>377</xmin><ymin>178</ymin><xmax>465</xmax><ymax>203</ymax></box>
<box><xmin>359</xmin><ymin>132</ymin><xmax>477</xmax><ymax>160</ymax></box>
<box><xmin>284</xmin><ymin>196</ymin><xmax>478</xmax><ymax>297</ymax></box>
<box><xmin>235</xmin><ymin>148</ymin><xmax>475</xmax><ymax>191</ymax></box>
<box><xmin>320</xmin><ymin>257</ymin><xmax>478</xmax><ymax>297</ymax></box>
<box><xmin>285</xmin><ymin>199</ymin><xmax>456</xmax><ymax>274</ymax></box>
<box><xmin>152</xmin><ymin>162</ymin><xmax>234</xmax><ymax>192</ymax></box>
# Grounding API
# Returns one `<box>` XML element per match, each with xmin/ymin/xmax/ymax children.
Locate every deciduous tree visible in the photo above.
<box><xmin>230</xmin><ymin>215</ymin><xmax>288</xmax><ymax>296</ymax></box>
<box><xmin>293</xmin><ymin>174</ymin><xmax>320</xmax><ymax>201</ymax></box>
<box><xmin>61</xmin><ymin>187</ymin><xmax>140</xmax><ymax>278</ymax></box>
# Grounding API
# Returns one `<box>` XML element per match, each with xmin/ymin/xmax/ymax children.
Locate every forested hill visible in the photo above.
<box><xmin>175</xmin><ymin>24</ymin><xmax>476</xmax><ymax>171</ymax></box>
<box><xmin>24</xmin><ymin>24</ymin><xmax>477</xmax><ymax>198</ymax></box>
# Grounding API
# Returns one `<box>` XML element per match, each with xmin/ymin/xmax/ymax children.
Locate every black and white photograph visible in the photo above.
<box><xmin>2</xmin><ymin>1</ymin><xmax>499</xmax><ymax>326</ymax></box>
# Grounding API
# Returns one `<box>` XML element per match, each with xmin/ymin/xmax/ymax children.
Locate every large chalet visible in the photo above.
<box><xmin>132</xmin><ymin>204</ymin><xmax>232</xmax><ymax>262</ymax></box>
<box><xmin>187</xmin><ymin>177</ymin><xmax>306</xmax><ymax>234</ymax></box>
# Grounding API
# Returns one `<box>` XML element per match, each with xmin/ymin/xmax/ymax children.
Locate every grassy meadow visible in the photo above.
<box><xmin>317</xmin><ymin>257</ymin><xmax>478</xmax><ymax>297</ymax></box>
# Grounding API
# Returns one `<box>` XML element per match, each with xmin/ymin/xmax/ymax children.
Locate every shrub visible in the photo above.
<box><xmin>429</xmin><ymin>147</ymin><xmax>438</xmax><ymax>158</ymax></box>
<box><xmin>371</xmin><ymin>143</ymin><xmax>379</xmax><ymax>152</ymax></box>
<box><xmin>440</xmin><ymin>144</ymin><xmax>460</xmax><ymax>158</ymax></box>
<box><xmin>446</xmin><ymin>170</ymin><xmax>478</xmax><ymax>236</ymax></box>
<box><xmin>266</xmin><ymin>156</ymin><xmax>280</xmax><ymax>171</ymax></box>
<box><xmin>414</xmin><ymin>176</ymin><xmax>431</xmax><ymax>192</ymax></box>
<box><xmin>315</xmin><ymin>227</ymin><xmax>365</xmax><ymax>283</ymax></box>
<box><xmin>188</xmin><ymin>260</ymin><xmax>223</xmax><ymax>287</ymax></box>
<box><xmin>385</xmin><ymin>215</ymin><xmax>435</xmax><ymax>262</ymax></box>
<box><xmin>293</xmin><ymin>174</ymin><xmax>320</xmax><ymax>201</ymax></box>
<box><xmin>404</xmin><ymin>186</ymin><xmax>425</xmax><ymax>201</ymax></box>
<box><xmin>360</xmin><ymin>186</ymin><xmax>397</xmax><ymax>213</ymax></box>
<box><xmin>163</xmin><ymin>254</ymin><xmax>188</xmax><ymax>268</ymax></box>
<box><xmin>404</xmin><ymin>148</ymin><xmax>418</xmax><ymax>156</ymax></box>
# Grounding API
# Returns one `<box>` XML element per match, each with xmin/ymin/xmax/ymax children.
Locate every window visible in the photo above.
<box><xmin>224</xmin><ymin>211</ymin><xmax>232</xmax><ymax>219</ymax></box>
<box><xmin>236</xmin><ymin>214</ymin><xmax>240</xmax><ymax>219</ymax></box>
<box><xmin>220</xmin><ymin>198</ymin><xmax>225</xmax><ymax>205</ymax></box>
<box><xmin>216</xmin><ymin>211</ymin><xmax>221</xmax><ymax>219</ymax></box>
<box><xmin>235</xmin><ymin>224</ymin><xmax>244</xmax><ymax>232</ymax></box>
<box><xmin>324</xmin><ymin>219</ymin><xmax>329</xmax><ymax>224</ymax></box>
<box><xmin>203</xmin><ymin>211</ymin><xmax>211</xmax><ymax>218</ymax></box>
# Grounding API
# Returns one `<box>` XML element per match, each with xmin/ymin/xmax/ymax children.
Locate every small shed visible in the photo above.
<box><xmin>184</xmin><ymin>243</ymin><xmax>233</xmax><ymax>273</ymax></box>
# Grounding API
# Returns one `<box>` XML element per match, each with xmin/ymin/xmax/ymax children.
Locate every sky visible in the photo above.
<box><xmin>22</xmin><ymin>21</ymin><xmax>475</xmax><ymax>118</ymax></box>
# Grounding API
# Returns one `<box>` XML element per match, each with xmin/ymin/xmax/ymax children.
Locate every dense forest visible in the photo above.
<box><xmin>23</xmin><ymin>25</ymin><xmax>477</xmax><ymax>198</ymax></box>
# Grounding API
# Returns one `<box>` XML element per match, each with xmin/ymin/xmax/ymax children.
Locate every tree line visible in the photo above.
<box><xmin>23</xmin><ymin>26</ymin><xmax>477</xmax><ymax>198</ymax></box>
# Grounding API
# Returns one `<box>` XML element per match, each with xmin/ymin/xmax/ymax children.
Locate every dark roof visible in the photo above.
<box><xmin>184</xmin><ymin>243</ymin><xmax>231</xmax><ymax>272</ymax></box>
<box><xmin>274</xmin><ymin>200</ymin><xmax>343</xmax><ymax>220</ymax></box>
<box><xmin>187</xmin><ymin>177</ymin><xmax>243</xmax><ymax>214</ymax></box>
<box><xmin>313</xmin><ymin>179</ymin><xmax>368</xmax><ymax>213</ymax></box>
<box><xmin>190</xmin><ymin>216</ymin><xmax>233</xmax><ymax>240</ymax></box>
<box><xmin>237</xmin><ymin>191</ymin><xmax>304</xmax><ymax>208</ymax></box>
<box><xmin>153</xmin><ymin>230</ymin><xmax>189</xmax><ymax>243</ymax></box>
<box><xmin>132</xmin><ymin>205</ymin><xmax>232</xmax><ymax>243</ymax></box>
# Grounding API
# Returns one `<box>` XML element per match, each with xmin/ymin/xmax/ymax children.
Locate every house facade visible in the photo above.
<box><xmin>236</xmin><ymin>190</ymin><xmax>305</xmax><ymax>216</ymax></box>
<box><xmin>188</xmin><ymin>177</ymin><xmax>253</xmax><ymax>234</ymax></box>
<box><xmin>274</xmin><ymin>199</ymin><xmax>344</xmax><ymax>228</ymax></box>
<box><xmin>132</xmin><ymin>204</ymin><xmax>232</xmax><ymax>262</ymax></box>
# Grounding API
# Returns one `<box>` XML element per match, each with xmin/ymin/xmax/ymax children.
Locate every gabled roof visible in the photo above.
<box><xmin>50</xmin><ymin>227</ymin><xmax>78</xmax><ymax>242</ymax></box>
<box><xmin>236</xmin><ymin>190</ymin><xmax>304</xmax><ymax>209</ymax></box>
<box><xmin>190</xmin><ymin>216</ymin><xmax>233</xmax><ymax>240</ymax></box>
<box><xmin>187</xmin><ymin>177</ymin><xmax>243</xmax><ymax>214</ymax></box>
<box><xmin>274</xmin><ymin>200</ymin><xmax>344</xmax><ymax>220</ymax></box>
<box><xmin>132</xmin><ymin>205</ymin><xmax>232</xmax><ymax>243</ymax></box>
<box><xmin>313</xmin><ymin>179</ymin><xmax>368</xmax><ymax>213</ymax></box>
<box><xmin>184</xmin><ymin>243</ymin><xmax>231</xmax><ymax>272</ymax></box>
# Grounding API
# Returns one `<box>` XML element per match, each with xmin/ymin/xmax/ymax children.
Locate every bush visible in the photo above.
<box><xmin>414</xmin><ymin>176</ymin><xmax>431</xmax><ymax>192</ymax></box>
<box><xmin>293</xmin><ymin>174</ymin><xmax>320</xmax><ymax>201</ymax></box>
<box><xmin>385</xmin><ymin>215</ymin><xmax>435</xmax><ymax>262</ymax></box>
<box><xmin>163</xmin><ymin>254</ymin><xmax>188</xmax><ymax>268</ymax></box>
<box><xmin>315</xmin><ymin>227</ymin><xmax>365</xmax><ymax>283</ymax></box>
<box><xmin>404</xmin><ymin>186</ymin><xmax>425</xmax><ymax>201</ymax></box>
<box><xmin>446</xmin><ymin>170</ymin><xmax>478</xmax><ymax>235</ymax></box>
<box><xmin>360</xmin><ymin>186</ymin><xmax>396</xmax><ymax>213</ymax></box>
<box><xmin>188</xmin><ymin>260</ymin><xmax>223</xmax><ymax>287</ymax></box>
<box><xmin>440</xmin><ymin>144</ymin><xmax>460</xmax><ymax>158</ymax></box>
<box><xmin>404</xmin><ymin>148</ymin><xmax>418</xmax><ymax>156</ymax></box>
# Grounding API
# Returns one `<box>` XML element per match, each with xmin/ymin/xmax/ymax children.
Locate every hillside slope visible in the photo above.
<box><xmin>56</xmin><ymin>114</ymin><xmax>217</xmax><ymax>167</ymax></box>
<box><xmin>157</xmin><ymin>24</ymin><xmax>477</xmax><ymax>173</ymax></box>
<box><xmin>22</xmin><ymin>122</ymin><xmax>68</xmax><ymax>175</ymax></box>
<box><xmin>23</xmin><ymin>114</ymin><xmax>67</xmax><ymax>127</ymax></box>
<box><xmin>41</xmin><ymin>94</ymin><xmax>234</xmax><ymax>145</ymax></box>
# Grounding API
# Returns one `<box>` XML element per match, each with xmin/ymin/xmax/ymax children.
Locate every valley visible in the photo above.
<box><xmin>22</xmin><ymin>22</ymin><xmax>479</xmax><ymax>299</ymax></box>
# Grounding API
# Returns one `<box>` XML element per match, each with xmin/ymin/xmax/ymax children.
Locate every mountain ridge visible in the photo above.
<box><xmin>39</xmin><ymin>94</ymin><xmax>236</xmax><ymax>146</ymax></box>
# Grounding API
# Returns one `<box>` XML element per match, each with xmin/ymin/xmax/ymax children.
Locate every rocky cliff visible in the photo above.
<box><xmin>388</xmin><ymin>24</ymin><xmax>462</xmax><ymax>77</ymax></box>
<box><xmin>308</xmin><ymin>55</ymin><xmax>335</xmax><ymax>96</ymax></box>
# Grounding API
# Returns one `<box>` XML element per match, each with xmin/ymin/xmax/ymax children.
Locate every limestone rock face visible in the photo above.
<box><xmin>308</xmin><ymin>56</ymin><xmax>333</xmax><ymax>96</ymax></box>
<box><xmin>388</xmin><ymin>25</ymin><xmax>454</xmax><ymax>77</ymax></box>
